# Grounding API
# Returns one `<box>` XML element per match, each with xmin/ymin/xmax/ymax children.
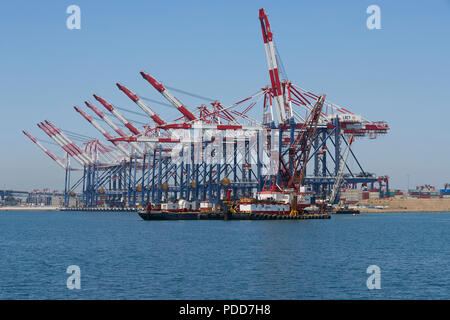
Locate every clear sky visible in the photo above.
<box><xmin>1</xmin><ymin>0</ymin><xmax>449</xmax><ymax>191</ymax></box>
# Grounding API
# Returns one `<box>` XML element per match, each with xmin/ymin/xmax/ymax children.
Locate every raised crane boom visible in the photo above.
<box><xmin>44</xmin><ymin>120</ymin><xmax>94</xmax><ymax>164</ymax></box>
<box><xmin>37</xmin><ymin>122</ymin><xmax>87</xmax><ymax>166</ymax></box>
<box><xmin>116</xmin><ymin>83</ymin><xmax>166</xmax><ymax>126</ymax></box>
<box><xmin>84</xmin><ymin>101</ymin><xmax>145</xmax><ymax>155</ymax></box>
<box><xmin>23</xmin><ymin>130</ymin><xmax>67</xmax><ymax>169</ymax></box>
<box><xmin>140</xmin><ymin>71</ymin><xmax>197</xmax><ymax>122</ymax></box>
<box><xmin>93</xmin><ymin>94</ymin><xmax>141</xmax><ymax>135</ymax></box>
<box><xmin>73</xmin><ymin>106</ymin><xmax>131</xmax><ymax>157</ymax></box>
<box><xmin>259</xmin><ymin>8</ymin><xmax>288</xmax><ymax>123</ymax></box>
<box><xmin>286</xmin><ymin>95</ymin><xmax>325</xmax><ymax>189</ymax></box>
<box><xmin>93</xmin><ymin>94</ymin><xmax>155</xmax><ymax>152</ymax></box>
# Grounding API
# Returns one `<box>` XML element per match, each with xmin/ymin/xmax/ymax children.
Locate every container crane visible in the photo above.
<box><xmin>22</xmin><ymin>131</ymin><xmax>67</xmax><ymax>169</ymax></box>
<box><xmin>140</xmin><ymin>71</ymin><xmax>197</xmax><ymax>122</ymax></box>
<box><xmin>84</xmin><ymin>101</ymin><xmax>145</xmax><ymax>155</ymax></box>
<box><xmin>73</xmin><ymin>106</ymin><xmax>131</xmax><ymax>157</ymax></box>
<box><xmin>259</xmin><ymin>8</ymin><xmax>289</xmax><ymax>123</ymax></box>
<box><xmin>116</xmin><ymin>83</ymin><xmax>166</xmax><ymax>126</ymax></box>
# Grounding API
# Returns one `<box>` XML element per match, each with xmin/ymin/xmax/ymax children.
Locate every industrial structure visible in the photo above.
<box><xmin>23</xmin><ymin>8</ymin><xmax>390</xmax><ymax>210</ymax></box>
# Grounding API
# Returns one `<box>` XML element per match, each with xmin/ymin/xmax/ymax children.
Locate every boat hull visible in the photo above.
<box><xmin>138</xmin><ymin>211</ymin><xmax>198</xmax><ymax>220</ymax></box>
<box><xmin>138</xmin><ymin>211</ymin><xmax>331</xmax><ymax>221</ymax></box>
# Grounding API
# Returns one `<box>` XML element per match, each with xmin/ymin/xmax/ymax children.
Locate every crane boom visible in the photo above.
<box><xmin>259</xmin><ymin>8</ymin><xmax>288</xmax><ymax>123</ymax></box>
<box><xmin>140</xmin><ymin>71</ymin><xmax>197</xmax><ymax>122</ymax></box>
<box><xmin>74</xmin><ymin>106</ymin><xmax>131</xmax><ymax>157</ymax></box>
<box><xmin>116</xmin><ymin>83</ymin><xmax>166</xmax><ymax>126</ymax></box>
<box><xmin>44</xmin><ymin>120</ymin><xmax>94</xmax><ymax>164</ymax></box>
<box><xmin>84</xmin><ymin>101</ymin><xmax>144</xmax><ymax>155</ymax></box>
<box><xmin>93</xmin><ymin>94</ymin><xmax>154</xmax><ymax>152</ymax></box>
<box><xmin>23</xmin><ymin>130</ymin><xmax>67</xmax><ymax>169</ymax></box>
<box><xmin>93</xmin><ymin>94</ymin><xmax>141</xmax><ymax>135</ymax></box>
<box><xmin>37</xmin><ymin>122</ymin><xmax>87</xmax><ymax>166</ymax></box>
<box><xmin>284</xmin><ymin>95</ymin><xmax>325</xmax><ymax>189</ymax></box>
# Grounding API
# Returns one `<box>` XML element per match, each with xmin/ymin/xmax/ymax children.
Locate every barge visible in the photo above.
<box><xmin>138</xmin><ymin>210</ymin><xmax>331</xmax><ymax>221</ymax></box>
<box><xmin>138</xmin><ymin>189</ymin><xmax>330</xmax><ymax>221</ymax></box>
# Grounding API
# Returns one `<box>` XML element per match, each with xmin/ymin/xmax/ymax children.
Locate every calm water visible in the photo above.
<box><xmin>1</xmin><ymin>210</ymin><xmax>450</xmax><ymax>299</ymax></box>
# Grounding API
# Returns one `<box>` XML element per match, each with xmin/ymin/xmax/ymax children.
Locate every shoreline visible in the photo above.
<box><xmin>359</xmin><ymin>208</ymin><xmax>450</xmax><ymax>213</ymax></box>
<box><xmin>358</xmin><ymin>198</ymin><xmax>450</xmax><ymax>213</ymax></box>
<box><xmin>3</xmin><ymin>198</ymin><xmax>450</xmax><ymax>214</ymax></box>
<box><xmin>0</xmin><ymin>206</ymin><xmax>61</xmax><ymax>212</ymax></box>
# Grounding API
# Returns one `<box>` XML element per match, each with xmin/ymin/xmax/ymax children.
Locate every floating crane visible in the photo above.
<box><xmin>285</xmin><ymin>95</ymin><xmax>325</xmax><ymax>190</ymax></box>
<box><xmin>259</xmin><ymin>8</ymin><xmax>289</xmax><ymax>123</ymax></box>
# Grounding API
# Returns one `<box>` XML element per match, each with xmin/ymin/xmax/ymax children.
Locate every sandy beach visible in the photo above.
<box><xmin>359</xmin><ymin>198</ymin><xmax>450</xmax><ymax>213</ymax></box>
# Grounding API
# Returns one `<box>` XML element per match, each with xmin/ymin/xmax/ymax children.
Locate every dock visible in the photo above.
<box><xmin>61</xmin><ymin>207</ymin><xmax>137</xmax><ymax>212</ymax></box>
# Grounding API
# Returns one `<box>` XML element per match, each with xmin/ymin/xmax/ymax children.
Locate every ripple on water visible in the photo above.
<box><xmin>0</xmin><ymin>211</ymin><xmax>449</xmax><ymax>299</ymax></box>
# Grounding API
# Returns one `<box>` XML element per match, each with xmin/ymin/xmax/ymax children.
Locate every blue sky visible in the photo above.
<box><xmin>1</xmin><ymin>0</ymin><xmax>449</xmax><ymax>191</ymax></box>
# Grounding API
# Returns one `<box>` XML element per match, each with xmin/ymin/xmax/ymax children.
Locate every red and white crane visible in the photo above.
<box><xmin>116</xmin><ymin>83</ymin><xmax>166</xmax><ymax>126</ymax></box>
<box><xmin>140</xmin><ymin>71</ymin><xmax>197</xmax><ymax>122</ymax></box>
<box><xmin>44</xmin><ymin>120</ymin><xmax>94</xmax><ymax>164</ymax></box>
<box><xmin>22</xmin><ymin>6</ymin><xmax>390</xmax><ymax>206</ymax></box>
<box><xmin>73</xmin><ymin>106</ymin><xmax>131</xmax><ymax>157</ymax></box>
<box><xmin>83</xmin><ymin>139</ymin><xmax>124</xmax><ymax>164</ymax></box>
<box><xmin>259</xmin><ymin>8</ymin><xmax>289</xmax><ymax>124</ymax></box>
<box><xmin>93</xmin><ymin>94</ymin><xmax>154</xmax><ymax>152</ymax></box>
<box><xmin>37</xmin><ymin>122</ymin><xmax>88</xmax><ymax>166</ymax></box>
<box><xmin>84</xmin><ymin>101</ymin><xmax>145</xmax><ymax>155</ymax></box>
<box><xmin>23</xmin><ymin>130</ymin><xmax>67</xmax><ymax>169</ymax></box>
<box><xmin>93</xmin><ymin>94</ymin><xmax>141</xmax><ymax>136</ymax></box>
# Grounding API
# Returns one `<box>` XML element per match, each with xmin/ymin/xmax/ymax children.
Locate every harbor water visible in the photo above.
<box><xmin>1</xmin><ymin>210</ymin><xmax>450</xmax><ymax>299</ymax></box>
